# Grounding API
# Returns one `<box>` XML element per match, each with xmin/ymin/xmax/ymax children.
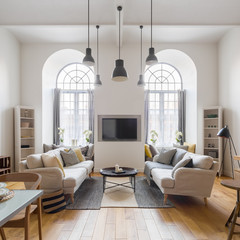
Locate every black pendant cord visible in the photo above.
<box><xmin>151</xmin><ymin>0</ymin><xmax>152</xmax><ymax>48</ymax></box>
<box><xmin>140</xmin><ymin>25</ymin><xmax>143</xmax><ymax>73</ymax></box>
<box><xmin>87</xmin><ymin>0</ymin><xmax>90</xmax><ymax>48</ymax></box>
<box><xmin>96</xmin><ymin>25</ymin><xmax>99</xmax><ymax>74</ymax></box>
<box><xmin>118</xmin><ymin>7</ymin><xmax>121</xmax><ymax>59</ymax></box>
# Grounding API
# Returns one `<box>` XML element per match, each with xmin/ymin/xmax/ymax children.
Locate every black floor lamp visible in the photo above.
<box><xmin>217</xmin><ymin>125</ymin><xmax>239</xmax><ymax>178</ymax></box>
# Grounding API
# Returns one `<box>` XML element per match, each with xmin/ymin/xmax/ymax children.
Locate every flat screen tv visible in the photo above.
<box><xmin>98</xmin><ymin>115</ymin><xmax>141</xmax><ymax>142</ymax></box>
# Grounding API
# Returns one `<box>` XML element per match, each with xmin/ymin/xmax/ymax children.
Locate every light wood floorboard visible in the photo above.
<box><xmin>3</xmin><ymin>174</ymin><xmax>240</xmax><ymax>240</ymax></box>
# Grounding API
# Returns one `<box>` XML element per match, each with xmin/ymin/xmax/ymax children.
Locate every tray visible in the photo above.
<box><xmin>112</xmin><ymin>170</ymin><xmax>125</xmax><ymax>174</ymax></box>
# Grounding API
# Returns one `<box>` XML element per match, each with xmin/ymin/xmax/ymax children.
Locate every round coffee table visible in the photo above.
<box><xmin>100</xmin><ymin>167</ymin><xmax>138</xmax><ymax>192</ymax></box>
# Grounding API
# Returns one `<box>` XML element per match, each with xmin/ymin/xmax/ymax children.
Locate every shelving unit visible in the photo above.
<box><xmin>0</xmin><ymin>156</ymin><xmax>11</xmax><ymax>175</ymax></box>
<box><xmin>14</xmin><ymin>106</ymin><xmax>35</xmax><ymax>172</ymax></box>
<box><xmin>203</xmin><ymin>106</ymin><xmax>223</xmax><ymax>173</ymax></box>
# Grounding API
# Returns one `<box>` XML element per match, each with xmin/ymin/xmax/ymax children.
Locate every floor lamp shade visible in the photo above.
<box><xmin>146</xmin><ymin>47</ymin><xmax>158</xmax><ymax>66</ymax></box>
<box><xmin>112</xmin><ymin>59</ymin><xmax>128</xmax><ymax>81</ymax></box>
<box><xmin>217</xmin><ymin>126</ymin><xmax>230</xmax><ymax>138</ymax></box>
<box><xmin>83</xmin><ymin>48</ymin><xmax>95</xmax><ymax>66</ymax></box>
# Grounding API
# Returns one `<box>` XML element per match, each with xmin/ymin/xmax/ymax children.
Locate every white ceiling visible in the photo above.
<box><xmin>0</xmin><ymin>0</ymin><xmax>240</xmax><ymax>44</ymax></box>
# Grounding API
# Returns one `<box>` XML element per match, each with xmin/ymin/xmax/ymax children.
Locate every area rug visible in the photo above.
<box><xmin>66</xmin><ymin>176</ymin><xmax>174</xmax><ymax>210</ymax></box>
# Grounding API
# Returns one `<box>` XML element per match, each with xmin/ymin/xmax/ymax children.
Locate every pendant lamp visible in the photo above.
<box><xmin>94</xmin><ymin>25</ymin><xmax>102</xmax><ymax>86</ymax></box>
<box><xmin>112</xmin><ymin>6</ymin><xmax>128</xmax><ymax>82</ymax></box>
<box><xmin>137</xmin><ymin>25</ymin><xmax>145</xmax><ymax>86</ymax></box>
<box><xmin>83</xmin><ymin>0</ymin><xmax>95</xmax><ymax>66</ymax></box>
<box><xmin>146</xmin><ymin>0</ymin><xmax>158</xmax><ymax>66</ymax></box>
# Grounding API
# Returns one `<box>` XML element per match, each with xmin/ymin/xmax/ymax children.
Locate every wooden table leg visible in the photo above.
<box><xmin>227</xmin><ymin>201</ymin><xmax>240</xmax><ymax>240</ymax></box>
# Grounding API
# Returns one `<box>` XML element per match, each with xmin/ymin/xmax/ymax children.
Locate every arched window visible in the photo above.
<box><xmin>145</xmin><ymin>62</ymin><xmax>183</xmax><ymax>146</ymax></box>
<box><xmin>56</xmin><ymin>63</ymin><xmax>94</xmax><ymax>146</ymax></box>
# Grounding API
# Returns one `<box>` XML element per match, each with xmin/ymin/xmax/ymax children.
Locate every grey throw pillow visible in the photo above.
<box><xmin>149</xmin><ymin>144</ymin><xmax>159</xmax><ymax>157</ymax></box>
<box><xmin>153</xmin><ymin>148</ymin><xmax>177</xmax><ymax>165</ymax></box>
<box><xmin>171</xmin><ymin>148</ymin><xmax>187</xmax><ymax>166</ymax></box>
<box><xmin>60</xmin><ymin>149</ymin><xmax>79</xmax><ymax>167</ymax></box>
<box><xmin>43</xmin><ymin>144</ymin><xmax>54</xmax><ymax>153</ymax></box>
<box><xmin>171</xmin><ymin>157</ymin><xmax>192</xmax><ymax>178</ymax></box>
<box><xmin>80</xmin><ymin>145</ymin><xmax>89</xmax><ymax>156</ymax></box>
<box><xmin>87</xmin><ymin>143</ymin><xmax>94</xmax><ymax>158</ymax></box>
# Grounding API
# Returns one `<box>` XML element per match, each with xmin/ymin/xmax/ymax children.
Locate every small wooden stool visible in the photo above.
<box><xmin>221</xmin><ymin>179</ymin><xmax>240</xmax><ymax>240</ymax></box>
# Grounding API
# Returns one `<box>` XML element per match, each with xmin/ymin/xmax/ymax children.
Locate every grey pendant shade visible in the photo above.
<box><xmin>83</xmin><ymin>0</ymin><xmax>95</xmax><ymax>66</ymax></box>
<box><xmin>112</xmin><ymin>6</ymin><xmax>128</xmax><ymax>82</ymax></box>
<box><xmin>137</xmin><ymin>25</ymin><xmax>145</xmax><ymax>86</ymax></box>
<box><xmin>146</xmin><ymin>0</ymin><xmax>158</xmax><ymax>66</ymax></box>
<box><xmin>94</xmin><ymin>25</ymin><xmax>102</xmax><ymax>86</ymax></box>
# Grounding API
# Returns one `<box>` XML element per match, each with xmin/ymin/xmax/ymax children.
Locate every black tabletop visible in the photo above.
<box><xmin>100</xmin><ymin>167</ymin><xmax>138</xmax><ymax>177</ymax></box>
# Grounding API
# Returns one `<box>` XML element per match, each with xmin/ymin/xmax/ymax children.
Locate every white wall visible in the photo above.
<box><xmin>20</xmin><ymin>41</ymin><xmax>218</xmax><ymax>171</ymax></box>
<box><xmin>218</xmin><ymin>28</ymin><xmax>240</xmax><ymax>176</ymax></box>
<box><xmin>0</xmin><ymin>28</ymin><xmax>20</xmax><ymax>169</ymax></box>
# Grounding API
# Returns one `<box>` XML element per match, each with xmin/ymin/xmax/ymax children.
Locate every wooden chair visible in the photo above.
<box><xmin>0</xmin><ymin>172</ymin><xmax>42</xmax><ymax>240</ymax></box>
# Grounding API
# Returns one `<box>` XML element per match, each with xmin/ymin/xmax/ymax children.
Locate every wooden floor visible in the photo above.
<box><xmin>3</xmin><ymin>174</ymin><xmax>240</xmax><ymax>240</ymax></box>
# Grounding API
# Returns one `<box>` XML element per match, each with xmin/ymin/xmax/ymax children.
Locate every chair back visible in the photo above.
<box><xmin>0</xmin><ymin>172</ymin><xmax>42</xmax><ymax>190</ymax></box>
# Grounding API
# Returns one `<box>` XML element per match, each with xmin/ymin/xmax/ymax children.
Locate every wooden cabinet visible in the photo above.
<box><xmin>14</xmin><ymin>106</ymin><xmax>35</xmax><ymax>172</ymax></box>
<box><xmin>0</xmin><ymin>156</ymin><xmax>11</xmax><ymax>175</ymax></box>
<box><xmin>203</xmin><ymin>106</ymin><xmax>223</xmax><ymax>172</ymax></box>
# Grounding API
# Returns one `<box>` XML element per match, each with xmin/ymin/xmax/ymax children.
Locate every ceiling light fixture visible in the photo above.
<box><xmin>83</xmin><ymin>0</ymin><xmax>95</xmax><ymax>66</ymax></box>
<box><xmin>94</xmin><ymin>25</ymin><xmax>102</xmax><ymax>86</ymax></box>
<box><xmin>137</xmin><ymin>25</ymin><xmax>145</xmax><ymax>86</ymax></box>
<box><xmin>112</xmin><ymin>6</ymin><xmax>128</xmax><ymax>82</ymax></box>
<box><xmin>146</xmin><ymin>0</ymin><xmax>158</xmax><ymax>66</ymax></box>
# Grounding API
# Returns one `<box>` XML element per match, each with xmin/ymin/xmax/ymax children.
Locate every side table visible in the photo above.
<box><xmin>0</xmin><ymin>156</ymin><xmax>11</xmax><ymax>175</ymax></box>
<box><xmin>221</xmin><ymin>179</ymin><xmax>240</xmax><ymax>240</ymax></box>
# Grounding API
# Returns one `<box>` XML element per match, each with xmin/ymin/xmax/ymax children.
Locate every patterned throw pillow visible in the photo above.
<box><xmin>60</xmin><ymin>149</ymin><xmax>79</xmax><ymax>166</ymax></box>
<box><xmin>80</xmin><ymin>145</ymin><xmax>89</xmax><ymax>156</ymax></box>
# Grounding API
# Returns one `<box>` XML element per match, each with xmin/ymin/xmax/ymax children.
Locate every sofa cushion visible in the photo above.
<box><xmin>60</xmin><ymin>149</ymin><xmax>79</xmax><ymax>167</ymax></box>
<box><xmin>87</xmin><ymin>143</ymin><xmax>94</xmax><ymax>159</ymax></box>
<box><xmin>64</xmin><ymin>160</ymin><xmax>94</xmax><ymax>174</ymax></box>
<box><xmin>73</xmin><ymin>148</ymin><xmax>85</xmax><ymax>162</ymax></box>
<box><xmin>63</xmin><ymin>168</ymin><xmax>87</xmax><ymax>188</ymax></box>
<box><xmin>149</xmin><ymin>144</ymin><xmax>159</xmax><ymax>157</ymax></box>
<box><xmin>145</xmin><ymin>144</ymin><xmax>152</xmax><ymax>158</ymax></box>
<box><xmin>43</xmin><ymin>144</ymin><xmax>54</xmax><ymax>153</ymax></box>
<box><xmin>184</xmin><ymin>152</ymin><xmax>213</xmax><ymax>170</ymax></box>
<box><xmin>80</xmin><ymin>145</ymin><xmax>89</xmax><ymax>156</ymax></box>
<box><xmin>26</xmin><ymin>154</ymin><xmax>44</xmax><ymax>169</ymax></box>
<box><xmin>153</xmin><ymin>148</ymin><xmax>176</xmax><ymax>165</ymax></box>
<box><xmin>47</xmin><ymin>148</ymin><xmax>65</xmax><ymax>166</ymax></box>
<box><xmin>173</xmin><ymin>143</ymin><xmax>188</xmax><ymax>151</ymax></box>
<box><xmin>184</xmin><ymin>142</ymin><xmax>196</xmax><ymax>153</ymax></box>
<box><xmin>171</xmin><ymin>148</ymin><xmax>187</xmax><ymax>166</ymax></box>
<box><xmin>42</xmin><ymin>153</ymin><xmax>65</xmax><ymax>176</ymax></box>
<box><xmin>171</xmin><ymin>157</ymin><xmax>192</xmax><ymax>178</ymax></box>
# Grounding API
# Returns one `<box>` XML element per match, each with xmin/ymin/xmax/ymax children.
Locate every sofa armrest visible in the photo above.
<box><xmin>19</xmin><ymin>160</ymin><xmax>28</xmax><ymax>172</ymax></box>
<box><xmin>161</xmin><ymin>177</ymin><xmax>175</xmax><ymax>188</ymax></box>
<box><xmin>172</xmin><ymin>167</ymin><xmax>217</xmax><ymax>196</ymax></box>
<box><xmin>23</xmin><ymin>167</ymin><xmax>64</xmax><ymax>190</ymax></box>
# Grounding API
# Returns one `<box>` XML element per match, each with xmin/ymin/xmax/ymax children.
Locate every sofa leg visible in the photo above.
<box><xmin>164</xmin><ymin>194</ymin><xmax>168</xmax><ymax>204</ymax></box>
<box><xmin>204</xmin><ymin>197</ymin><xmax>208</xmax><ymax>206</ymax></box>
<box><xmin>65</xmin><ymin>194</ymin><xmax>74</xmax><ymax>204</ymax></box>
<box><xmin>70</xmin><ymin>194</ymin><xmax>74</xmax><ymax>204</ymax></box>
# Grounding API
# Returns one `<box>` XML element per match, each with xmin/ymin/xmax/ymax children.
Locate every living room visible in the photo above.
<box><xmin>1</xmin><ymin>0</ymin><xmax>240</xmax><ymax>239</ymax></box>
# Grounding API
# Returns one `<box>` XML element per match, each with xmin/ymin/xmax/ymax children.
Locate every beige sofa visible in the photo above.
<box><xmin>144</xmin><ymin>147</ymin><xmax>219</xmax><ymax>204</ymax></box>
<box><xmin>19</xmin><ymin>148</ymin><xmax>94</xmax><ymax>203</ymax></box>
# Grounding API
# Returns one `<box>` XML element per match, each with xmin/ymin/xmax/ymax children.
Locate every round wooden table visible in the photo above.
<box><xmin>221</xmin><ymin>179</ymin><xmax>240</xmax><ymax>240</ymax></box>
<box><xmin>100</xmin><ymin>167</ymin><xmax>138</xmax><ymax>192</ymax></box>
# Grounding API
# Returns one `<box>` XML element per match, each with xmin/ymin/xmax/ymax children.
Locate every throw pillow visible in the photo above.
<box><xmin>73</xmin><ymin>148</ymin><xmax>85</xmax><ymax>162</ymax></box>
<box><xmin>43</xmin><ymin>144</ymin><xmax>54</xmax><ymax>153</ymax></box>
<box><xmin>145</xmin><ymin>144</ymin><xmax>152</xmax><ymax>158</ymax></box>
<box><xmin>149</xmin><ymin>144</ymin><xmax>159</xmax><ymax>157</ymax></box>
<box><xmin>171</xmin><ymin>148</ymin><xmax>187</xmax><ymax>166</ymax></box>
<box><xmin>153</xmin><ymin>148</ymin><xmax>176</xmax><ymax>165</ymax></box>
<box><xmin>173</xmin><ymin>143</ymin><xmax>188</xmax><ymax>151</ymax></box>
<box><xmin>42</xmin><ymin>153</ymin><xmax>65</xmax><ymax>176</ymax></box>
<box><xmin>80</xmin><ymin>145</ymin><xmax>89</xmax><ymax>156</ymax></box>
<box><xmin>171</xmin><ymin>157</ymin><xmax>192</xmax><ymax>178</ymax></box>
<box><xmin>87</xmin><ymin>143</ymin><xmax>94</xmax><ymax>158</ymax></box>
<box><xmin>60</xmin><ymin>149</ymin><xmax>79</xmax><ymax>167</ymax></box>
<box><xmin>184</xmin><ymin>142</ymin><xmax>196</xmax><ymax>153</ymax></box>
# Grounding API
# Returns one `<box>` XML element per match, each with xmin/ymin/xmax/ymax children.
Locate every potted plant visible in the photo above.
<box><xmin>83</xmin><ymin>130</ymin><xmax>92</xmax><ymax>144</ymax></box>
<box><xmin>58</xmin><ymin>127</ymin><xmax>65</xmax><ymax>144</ymax></box>
<box><xmin>150</xmin><ymin>130</ymin><xmax>158</xmax><ymax>145</ymax></box>
<box><xmin>175</xmin><ymin>130</ymin><xmax>183</xmax><ymax>145</ymax></box>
